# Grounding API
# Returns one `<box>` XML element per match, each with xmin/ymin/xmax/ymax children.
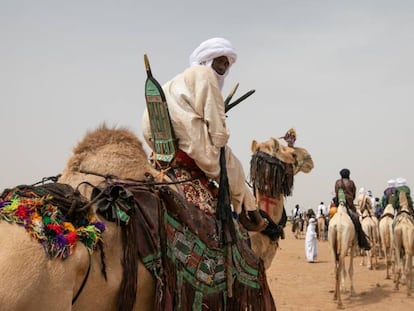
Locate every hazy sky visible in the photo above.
<box><xmin>1</xmin><ymin>1</ymin><xmax>413</xmax><ymax>214</ymax></box>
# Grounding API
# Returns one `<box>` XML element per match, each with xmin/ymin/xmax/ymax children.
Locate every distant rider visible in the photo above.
<box><xmin>334</xmin><ymin>168</ymin><xmax>371</xmax><ymax>250</ymax></box>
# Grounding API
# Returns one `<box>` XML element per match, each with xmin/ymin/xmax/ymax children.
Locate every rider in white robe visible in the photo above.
<box><xmin>142</xmin><ymin>38</ymin><xmax>267</xmax><ymax>230</ymax></box>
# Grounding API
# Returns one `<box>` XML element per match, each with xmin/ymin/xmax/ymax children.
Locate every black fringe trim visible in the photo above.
<box><xmin>250</xmin><ymin>151</ymin><xmax>294</xmax><ymax>198</ymax></box>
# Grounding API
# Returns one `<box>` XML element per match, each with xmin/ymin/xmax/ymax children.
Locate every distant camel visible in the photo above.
<box><xmin>360</xmin><ymin>206</ymin><xmax>379</xmax><ymax>270</ymax></box>
<box><xmin>317</xmin><ymin>215</ymin><xmax>326</xmax><ymax>241</ymax></box>
<box><xmin>328</xmin><ymin>200</ymin><xmax>357</xmax><ymax>309</ymax></box>
<box><xmin>393</xmin><ymin>191</ymin><xmax>414</xmax><ymax>296</ymax></box>
<box><xmin>357</xmin><ymin>194</ymin><xmax>380</xmax><ymax>257</ymax></box>
<box><xmin>379</xmin><ymin>204</ymin><xmax>395</xmax><ymax>279</ymax></box>
<box><xmin>292</xmin><ymin>213</ymin><xmax>305</xmax><ymax>240</ymax></box>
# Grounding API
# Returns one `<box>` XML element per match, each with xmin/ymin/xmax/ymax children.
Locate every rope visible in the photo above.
<box><xmin>79</xmin><ymin>169</ymin><xmax>198</xmax><ymax>187</ymax></box>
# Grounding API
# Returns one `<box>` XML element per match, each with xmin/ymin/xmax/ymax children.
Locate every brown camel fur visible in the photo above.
<box><xmin>328</xmin><ymin>202</ymin><xmax>357</xmax><ymax>309</ymax></box>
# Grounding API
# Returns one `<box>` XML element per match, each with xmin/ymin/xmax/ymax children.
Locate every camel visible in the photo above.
<box><xmin>292</xmin><ymin>215</ymin><xmax>304</xmax><ymax>240</ymax></box>
<box><xmin>328</xmin><ymin>199</ymin><xmax>357</xmax><ymax>309</ymax></box>
<box><xmin>0</xmin><ymin>126</ymin><xmax>313</xmax><ymax>310</ymax></box>
<box><xmin>317</xmin><ymin>215</ymin><xmax>326</xmax><ymax>241</ymax></box>
<box><xmin>393</xmin><ymin>191</ymin><xmax>414</xmax><ymax>296</ymax></box>
<box><xmin>249</xmin><ymin>137</ymin><xmax>314</xmax><ymax>269</ymax></box>
<box><xmin>379</xmin><ymin>203</ymin><xmax>395</xmax><ymax>279</ymax></box>
<box><xmin>303</xmin><ymin>209</ymin><xmax>316</xmax><ymax>234</ymax></box>
<box><xmin>360</xmin><ymin>206</ymin><xmax>379</xmax><ymax>270</ymax></box>
<box><xmin>357</xmin><ymin>194</ymin><xmax>380</xmax><ymax>257</ymax></box>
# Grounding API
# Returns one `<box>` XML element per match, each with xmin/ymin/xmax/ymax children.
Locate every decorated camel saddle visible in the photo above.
<box><xmin>0</xmin><ymin>173</ymin><xmax>277</xmax><ymax>310</ymax></box>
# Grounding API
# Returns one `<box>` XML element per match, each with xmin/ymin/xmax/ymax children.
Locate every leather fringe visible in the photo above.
<box><xmin>250</xmin><ymin>151</ymin><xmax>294</xmax><ymax>198</ymax></box>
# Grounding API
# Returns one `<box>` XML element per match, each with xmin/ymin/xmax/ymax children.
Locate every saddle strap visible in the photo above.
<box><xmin>72</xmin><ymin>251</ymin><xmax>92</xmax><ymax>305</ymax></box>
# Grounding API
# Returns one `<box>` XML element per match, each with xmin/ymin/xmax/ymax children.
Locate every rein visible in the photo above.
<box><xmin>396</xmin><ymin>209</ymin><xmax>413</xmax><ymax>218</ymax></box>
<box><xmin>361</xmin><ymin>207</ymin><xmax>373</xmax><ymax>219</ymax></box>
<box><xmin>261</xmin><ymin>209</ymin><xmax>286</xmax><ymax>241</ymax></box>
<box><xmin>395</xmin><ymin>209</ymin><xmax>414</xmax><ymax>227</ymax></box>
<box><xmin>380</xmin><ymin>212</ymin><xmax>394</xmax><ymax>220</ymax></box>
<box><xmin>30</xmin><ymin>174</ymin><xmax>62</xmax><ymax>186</ymax></box>
<box><xmin>79</xmin><ymin>169</ymin><xmax>198</xmax><ymax>187</ymax></box>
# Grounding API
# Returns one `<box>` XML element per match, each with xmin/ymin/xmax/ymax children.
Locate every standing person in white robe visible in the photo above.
<box><xmin>305</xmin><ymin>217</ymin><xmax>318</xmax><ymax>262</ymax></box>
<box><xmin>142</xmin><ymin>37</ymin><xmax>267</xmax><ymax>231</ymax></box>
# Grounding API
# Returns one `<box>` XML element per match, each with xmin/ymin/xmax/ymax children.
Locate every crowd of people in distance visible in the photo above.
<box><xmin>291</xmin><ymin>170</ymin><xmax>413</xmax><ymax>263</ymax></box>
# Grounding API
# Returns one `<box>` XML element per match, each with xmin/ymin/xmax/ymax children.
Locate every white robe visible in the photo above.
<box><xmin>305</xmin><ymin>220</ymin><xmax>318</xmax><ymax>262</ymax></box>
<box><xmin>142</xmin><ymin>65</ymin><xmax>255</xmax><ymax>213</ymax></box>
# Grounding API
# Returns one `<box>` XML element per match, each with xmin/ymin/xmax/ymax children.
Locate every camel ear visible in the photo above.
<box><xmin>251</xmin><ymin>140</ymin><xmax>259</xmax><ymax>152</ymax></box>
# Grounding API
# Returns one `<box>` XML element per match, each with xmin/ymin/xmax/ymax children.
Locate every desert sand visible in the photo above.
<box><xmin>266</xmin><ymin>223</ymin><xmax>414</xmax><ymax>310</ymax></box>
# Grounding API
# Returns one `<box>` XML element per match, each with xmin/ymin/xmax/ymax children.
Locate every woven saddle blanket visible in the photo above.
<box><xmin>113</xmin><ymin>183</ymin><xmax>276</xmax><ymax>311</ymax></box>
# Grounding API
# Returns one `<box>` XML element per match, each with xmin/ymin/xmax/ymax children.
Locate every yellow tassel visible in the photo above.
<box><xmin>3</xmin><ymin>198</ymin><xmax>20</xmax><ymax>211</ymax></box>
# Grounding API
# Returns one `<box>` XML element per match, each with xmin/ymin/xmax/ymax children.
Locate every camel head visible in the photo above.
<box><xmin>251</xmin><ymin>137</ymin><xmax>294</xmax><ymax>164</ymax></box>
<box><xmin>251</xmin><ymin>137</ymin><xmax>314</xmax><ymax>175</ymax></box>
<box><xmin>250</xmin><ymin>136</ymin><xmax>315</xmax><ymax>225</ymax></box>
<box><xmin>249</xmin><ymin>134</ymin><xmax>314</xmax><ymax>269</ymax></box>
<box><xmin>357</xmin><ymin>194</ymin><xmax>373</xmax><ymax>216</ymax></box>
<box><xmin>291</xmin><ymin>146</ymin><xmax>314</xmax><ymax>174</ymax></box>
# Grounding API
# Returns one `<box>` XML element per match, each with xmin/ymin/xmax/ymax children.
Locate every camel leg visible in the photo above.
<box><xmin>378</xmin><ymin>234</ymin><xmax>384</xmax><ymax>259</ymax></box>
<box><xmin>394</xmin><ymin>241</ymin><xmax>401</xmax><ymax>290</ymax></box>
<box><xmin>336</xmin><ymin>259</ymin><xmax>343</xmax><ymax>308</ymax></box>
<box><xmin>383</xmin><ymin>242</ymin><xmax>391</xmax><ymax>279</ymax></box>
<box><xmin>383</xmin><ymin>245</ymin><xmax>389</xmax><ymax>278</ymax></box>
<box><xmin>373</xmin><ymin>234</ymin><xmax>378</xmax><ymax>270</ymax></box>
<box><xmin>406</xmin><ymin>254</ymin><xmax>412</xmax><ymax>296</ymax></box>
<box><xmin>340</xmin><ymin>257</ymin><xmax>346</xmax><ymax>294</ymax></box>
<box><xmin>360</xmin><ymin>250</ymin><xmax>366</xmax><ymax>267</ymax></box>
<box><xmin>367</xmin><ymin>249</ymin><xmax>373</xmax><ymax>270</ymax></box>
<box><xmin>293</xmin><ymin>223</ymin><xmax>298</xmax><ymax>239</ymax></box>
<box><xmin>395</xmin><ymin>270</ymin><xmax>401</xmax><ymax>290</ymax></box>
<box><xmin>401</xmin><ymin>257</ymin><xmax>407</xmax><ymax>285</ymax></box>
<box><xmin>385</xmin><ymin>248</ymin><xmax>391</xmax><ymax>279</ymax></box>
<box><xmin>333</xmin><ymin>262</ymin><xmax>339</xmax><ymax>301</ymax></box>
<box><xmin>391</xmin><ymin>247</ymin><xmax>396</xmax><ymax>280</ymax></box>
<box><xmin>348</xmin><ymin>251</ymin><xmax>356</xmax><ymax>297</ymax></box>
